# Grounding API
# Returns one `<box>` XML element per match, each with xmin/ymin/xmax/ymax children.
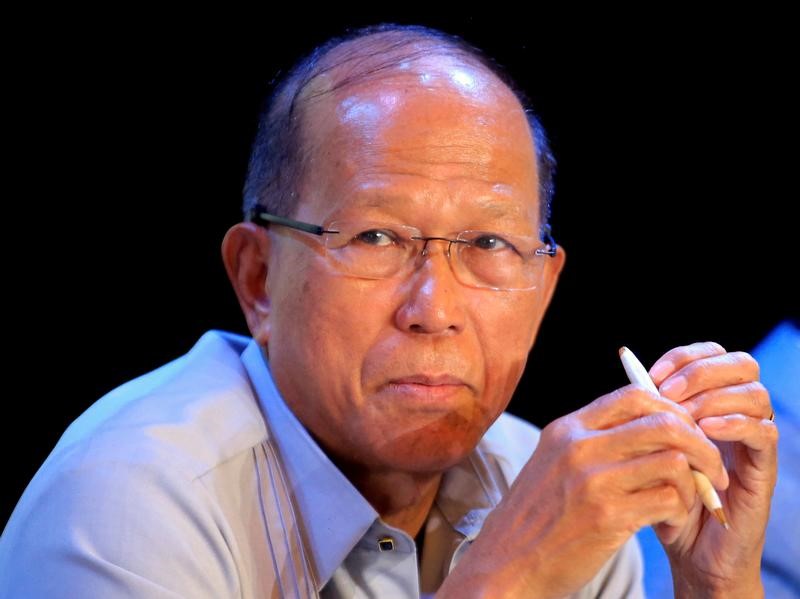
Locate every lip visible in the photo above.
<box><xmin>382</xmin><ymin>374</ymin><xmax>470</xmax><ymax>405</ymax></box>
<box><xmin>389</xmin><ymin>374</ymin><xmax>467</xmax><ymax>386</ymax></box>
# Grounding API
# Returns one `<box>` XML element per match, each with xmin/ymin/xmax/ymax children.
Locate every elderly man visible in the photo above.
<box><xmin>0</xmin><ymin>24</ymin><xmax>776</xmax><ymax>598</ymax></box>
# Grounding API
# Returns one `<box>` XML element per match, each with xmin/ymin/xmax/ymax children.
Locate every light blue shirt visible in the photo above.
<box><xmin>1</xmin><ymin>330</ymin><xmax>644</xmax><ymax>598</ymax></box>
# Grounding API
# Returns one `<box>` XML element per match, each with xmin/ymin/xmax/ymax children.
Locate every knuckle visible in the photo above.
<box><xmin>729</xmin><ymin>349</ymin><xmax>751</xmax><ymax>362</ymax></box>
<box><xmin>765</xmin><ymin>421</ymin><xmax>779</xmax><ymax>443</ymax></box>
<box><xmin>679</xmin><ymin>341</ymin><xmax>726</xmax><ymax>360</ymax></box>
<box><xmin>682</xmin><ymin>359</ymin><xmax>711</xmax><ymax>383</ymax></box>
<box><xmin>729</xmin><ymin>351</ymin><xmax>760</xmax><ymax>380</ymax></box>
<box><xmin>667</xmin><ymin>347</ymin><xmax>690</xmax><ymax>364</ymax></box>
<box><xmin>652</xmin><ymin>411</ymin><xmax>685</xmax><ymax>437</ymax></box>
<box><xmin>662</xmin><ymin>450</ymin><xmax>689</xmax><ymax>475</ymax></box>
<box><xmin>624</xmin><ymin>385</ymin><xmax>656</xmax><ymax>407</ymax></box>
<box><xmin>589</xmin><ymin>495</ymin><xmax>617</xmax><ymax>529</ymax></box>
<box><xmin>653</xmin><ymin>486</ymin><xmax>682</xmax><ymax>514</ymax></box>
<box><xmin>666</xmin><ymin>487</ymin><xmax>686</xmax><ymax>514</ymax></box>
<box><xmin>564</xmin><ymin>436</ymin><xmax>593</xmax><ymax>470</ymax></box>
<box><xmin>542</xmin><ymin>415</ymin><xmax>576</xmax><ymax>446</ymax></box>
<box><xmin>705</xmin><ymin>341</ymin><xmax>726</xmax><ymax>354</ymax></box>
<box><xmin>666</xmin><ymin>486</ymin><xmax>684</xmax><ymax>509</ymax></box>
<box><xmin>748</xmin><ymin>381</ymin><xmax>770</xmax><ymax>409</ymax></box>
<box><xmin>749</xmin><ymin>380</ymin><xmax>768</xmax><ymax>397</ymax></box>
<box><xmin>606</xmin><ymin>385</ymin><xmax>651</xmax><ymax>416</ymax></box>
<box><xmin>610</xmin><ymin>385</ymin><xmax>634</xmax><ymax>404</ymax></box>
<box><xmin>667</xmin><ymin>399</ymin><xmax>693</xmax><ymax>422</ymax></box>
<box><xmin>542</xmin><ymin>417</ymin><xmax>566</xmax><ymax>442</ymax></box>
<box><xmin>732</xmin><ymin>350</ymin><xmax>758</xmax><ymax>369</ymax></box>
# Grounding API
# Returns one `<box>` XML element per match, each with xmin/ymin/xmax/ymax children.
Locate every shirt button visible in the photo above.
<box><xmin>377</xmin><ymin>536</ymin><xmax>395</xmax><ymax>551</ymax></box>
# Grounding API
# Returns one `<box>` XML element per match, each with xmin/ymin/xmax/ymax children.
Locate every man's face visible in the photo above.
<box><xmin>262</xmin><ymin>59</ymin><xmax>564</xmax><ymax>473</ymax></box>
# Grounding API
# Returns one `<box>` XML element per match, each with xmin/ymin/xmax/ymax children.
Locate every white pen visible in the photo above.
<box><xmin>618</xmin><ymin>346</ymin><xmax>729</xmax><ymax>530</ymax></box>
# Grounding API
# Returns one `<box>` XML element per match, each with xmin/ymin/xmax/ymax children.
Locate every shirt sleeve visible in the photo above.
<box><xmin>0</xmin><ymin>454</ymin><xmax>239</xmax><ymax>599</ymax></box>
<box><xmin>575</xmin><ymin>535</ymin><xmax>645</xmax><ymax>599</ymax></box>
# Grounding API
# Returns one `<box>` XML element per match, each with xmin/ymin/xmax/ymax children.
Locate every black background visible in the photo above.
<box><xmin>5</xmin><ymin>11</ymin><xmax>797</xmax><ymax>525</ymax></box>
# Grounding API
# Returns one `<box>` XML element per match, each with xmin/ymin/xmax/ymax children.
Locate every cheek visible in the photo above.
<box><xmin>270</xmin><ymin>258</ymin><xmax>394</xmax><ymax>394</ymax></box>
<box><xmin>305</xmin><ymin>275</ymin><xmax>392</xmax><ymax>352</ymax></box>
<box><xmin>474</xmin><ymin>294</ymin><xmax>540</xmax><ymax>414</ymax></box>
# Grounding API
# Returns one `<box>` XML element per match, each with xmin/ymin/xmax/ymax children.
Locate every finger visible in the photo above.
<box><xmin>698</xmin><ymin>414</ymin><xmax>779</xmax><ymax>470</ymax></box>
<box><xmin>648</xmin><ymin>341</ymin><xmax>727</xmax><ymax>386</ymax></box>
<box><xmin>578</xmin><ymin>385</ymin><xmax>695</xmax><ymax>431</ymax></box>
<box><xmin>610</xmin><ymin>450</ymin><xmax>698</xmax><ymax>512</ymax></box>
<box><xmin>624</xmin><ymin>485</ymin><xmax>691</xmax><ymax>531</ymax></box>
<box><xmin>653</xmin><ymin>499</ymin><xmax>705</xmax><ymax>545</ymax></box>
<box><xmin>682</xmin><ymin>382</ymin><xmax>772</xmax><ymax>420</ymax></box>
<box><xmin>653</xmin><ymin>521</ymin><xmax>682</xmax><ymax>546</ymax></box>
<box><xmin>657</xmin><ymin>351</ymin><xmax>761</xmax><ymax>402</ymax></box>
<box><xmin>603</xmin><ymin>411</ymin><xmax>729</xmax><ymax>489</ymax></box>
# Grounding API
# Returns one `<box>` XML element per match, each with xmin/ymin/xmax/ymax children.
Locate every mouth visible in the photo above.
<box><xmin>389</xmin><ymin>374</ymin><xmax>467</xmax><ymax>386</ymax></box>
<box><xmin>383</xmin><ymin>374</ymin><xmax>470</xmax><ymax>404</ymax></box>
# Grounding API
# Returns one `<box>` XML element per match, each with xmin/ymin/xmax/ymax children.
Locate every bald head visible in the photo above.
<box><xmin>243</xmin><ymin>24</ymin><xmax>555</xmax><ymax>238</ymax></box>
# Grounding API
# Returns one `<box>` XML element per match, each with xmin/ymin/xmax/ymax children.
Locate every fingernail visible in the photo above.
<box><xmin>660</xmin><ymin>375</ymin><xmax>687</xmax><ymax>398</ymax></box>
<box><xmin>649</xmin><ymin>360</ymin><xmax>674</xmax><ymax>382</ymax></box>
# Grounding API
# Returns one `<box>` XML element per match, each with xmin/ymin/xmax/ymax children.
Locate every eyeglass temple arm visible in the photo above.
<box><xmin>247</xmin><ymin>208</ymin><xmax>332</xmax><ymax>236</ymax></box>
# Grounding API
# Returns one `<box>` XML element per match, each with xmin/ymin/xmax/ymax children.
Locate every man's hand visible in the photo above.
<box><xmin>647</xmin><ymin>342</ymin><xmax>777</xmax><ymax>599</ymax></box>
<box><xmin>439</xmin><ymin>344</ymin><xmax>733</xmax><ymax>599</ymax></box>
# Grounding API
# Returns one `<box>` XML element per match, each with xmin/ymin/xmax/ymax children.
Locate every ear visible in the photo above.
<box><xmin>221</xmin><ymin>222</ymin><xmax>272</xmax><ymax>346</ymax></box>
<box><xmin>537</xmin><ymin>244</ymin><xmax>566</xmax><ymax>314</ymax></box>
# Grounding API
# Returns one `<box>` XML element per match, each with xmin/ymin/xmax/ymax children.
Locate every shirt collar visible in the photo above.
<box><xmin>434</xmin><ymin>448</ymin><xmax>507</xmax><ymax>540</ymax></box>
<box><xmin>240</xmin><ymin>338</ymin><xmax>509</xmax><ymax>587</ymax></box>
<box><xmin>241</xmin><ymin>340</ymin><xmax>378</xmax><ymax>589</ymax></box>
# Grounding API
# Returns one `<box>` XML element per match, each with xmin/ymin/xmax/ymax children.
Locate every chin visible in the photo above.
<box><xmin>371</xmin><ymin>426</ymin><xmax>483</xmax><ymax>474</ymax></box>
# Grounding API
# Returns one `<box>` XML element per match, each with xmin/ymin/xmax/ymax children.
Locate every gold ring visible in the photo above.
<box><xmin>769</xmin><ymin>410</ymin><xmax>776</xmax><ymax>422</ymax></box>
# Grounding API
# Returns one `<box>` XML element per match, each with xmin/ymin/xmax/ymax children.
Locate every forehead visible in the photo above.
<box><xmin>297</xmin><ymin>57</ymin><xmax>540</xmax><ymax>226</ymax></box>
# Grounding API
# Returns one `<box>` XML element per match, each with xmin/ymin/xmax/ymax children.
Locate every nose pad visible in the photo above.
<box><xmin>419</xmin><ymin>237</ymin><xmax>453</xmax><ymax>258</ymax></box>
<box><xmin>414</xmin><ymin>238</ymin><xmax>459</xmax><ymax>280</ymax></box>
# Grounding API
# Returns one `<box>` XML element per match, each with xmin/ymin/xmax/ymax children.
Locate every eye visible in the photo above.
<box><xmin>471</xmin><ymin>234</ymin><xmax>513</xmax><ymax>251</ymax></box>
<box><xmin>353</xmin><ymin>229</ymin><xmax>399</xmax><ymax>247</ymax></box>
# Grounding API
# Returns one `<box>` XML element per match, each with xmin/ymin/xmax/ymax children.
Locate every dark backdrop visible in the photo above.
<box><xmin>6</xmin><ymin>12</ymin><xmax>797</xmax><ymax>525</ymax></box>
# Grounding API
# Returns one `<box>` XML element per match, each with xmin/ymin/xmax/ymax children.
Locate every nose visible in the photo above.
<box><xmin>394</xmin><ymin>239</ymin><xmax>466</xmax><ymax>335</ymax></box>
